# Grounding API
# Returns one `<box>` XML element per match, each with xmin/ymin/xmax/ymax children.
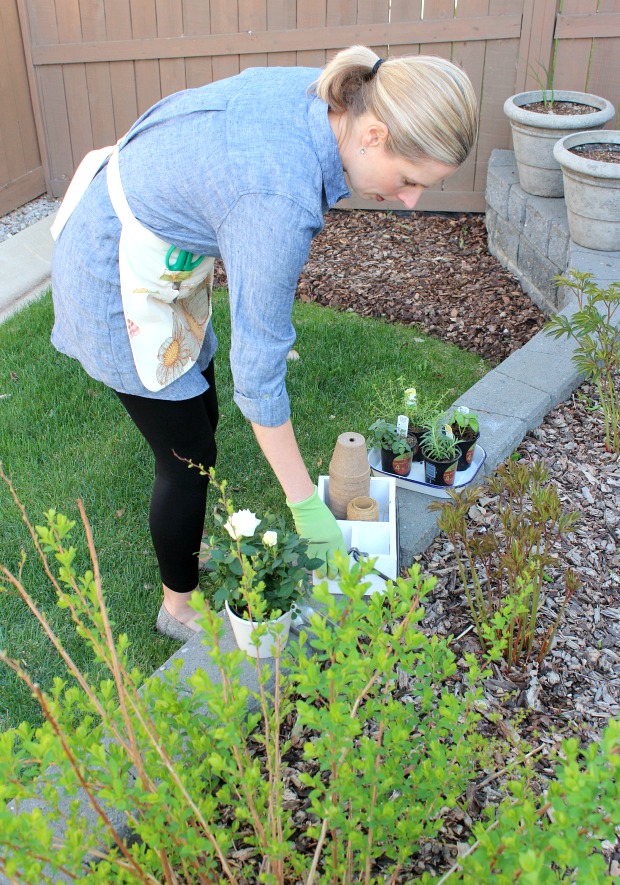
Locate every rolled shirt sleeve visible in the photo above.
<box><xmin>217</xmin><ymin>193</ymin><xmax>321</xmax><ymax>426</ymax></box>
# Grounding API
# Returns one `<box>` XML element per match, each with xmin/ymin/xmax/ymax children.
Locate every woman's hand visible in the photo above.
<box><xmin>287</xmin><ymin>487</ymin><xmax>347</xmax><ymax>578</ymax></box>
<box><xmin>251</xmin><ymin>419</ymin><xmax>346</xmax><ymax>577</ymax></box>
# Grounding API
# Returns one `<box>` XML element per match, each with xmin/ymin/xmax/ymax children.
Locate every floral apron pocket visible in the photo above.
<box><xmin>106</xmin><ymin>147</ymin><xmax>214</xmax><ymax>391</ymax></box>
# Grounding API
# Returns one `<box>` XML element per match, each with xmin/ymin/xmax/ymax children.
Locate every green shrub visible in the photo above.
<box><xmin>431</xmin><ymin>459</ymin><xmax>580</xmax><ymax>667</ymax></box>
<box><xmin>1</xmin><ymin>470</ymin><xmax>619</xmax><ymax>884</ymax></box>
<box><xmin>545</xmin><ymin>271</ymin><xmax>620</xmax><ymax>453</ymax></box>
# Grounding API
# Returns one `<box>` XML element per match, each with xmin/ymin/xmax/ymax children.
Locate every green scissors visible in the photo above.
<box><xmin>165</xmin><ymin>245</ymin><xmax>205</xmax><ymax>272</ymax></box>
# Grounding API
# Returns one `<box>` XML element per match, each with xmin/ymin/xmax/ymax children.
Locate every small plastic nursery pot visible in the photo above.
<box><xmin>225</xmin><ymin>601</ymin><xmax>292</xmax><ymax>659</ymax></box>
<box><xmin>455</xmin><ymin>433</ymin><xmax>480</xmax><ymax>471</ymax></box>
<box><xmin>553</xmin><ymin>130</ymin><xmax>620</xmax><ymax>252</ymax></box>
<box><xmin>407</xmin><ymin>428</ymin><xmax>426</xmax><ymax>463</ymax></box>
<box><xmin>423</xmin><ymin>452</ymin><xmax>460</xmax><ymax>487</ymax></box>
<box><xmin>380</xmin><ymin>446</ymin><xmax>413</xmax><ymax>477</ymax></box>
<box><xmin>503</xmin><ymin>90</ymin><xmax>615</xmax><ymax>197</ymax></box>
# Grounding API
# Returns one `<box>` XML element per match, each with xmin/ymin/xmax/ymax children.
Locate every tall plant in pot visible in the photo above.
<box><xmin>401</xmin><ymin>387</ymin><xmax>444</xmax><ymax>463</ymax></box>
<box><xmin>503</xmin><ymin>64</ymin><xmax>615</xmax><ymax>197</ymax></box>
<box><xmin>420</xmin><ymin>415</ymin><xmax>460</xmax><ymax>487</ymax></box>
<box><xmin>448</xmin><ymin>406</ymin><xmax>480</xmax><ymax>471</ymax></box>
<box><xmin>367</xmin><ymin>418</ymin><xmax>412</xmax><ymax>476</ymax></box>
<box><xmin>204</xmin><ymin>475</ymin><xmax>321</xmax><ymax>658</ymax></box>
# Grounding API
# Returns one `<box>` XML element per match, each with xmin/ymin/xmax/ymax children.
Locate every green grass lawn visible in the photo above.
<box><xmin>0</xmin><ymin>289</ymin><xmax>487</xmax><ymax>730</ymax></box>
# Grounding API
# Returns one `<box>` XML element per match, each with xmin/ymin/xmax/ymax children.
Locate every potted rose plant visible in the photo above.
<box><xmin>448</xmin><ymin>406</ymin><xmax>480</xmax><ymax>471</ymax></box>
<box><xmin>367</xmin><ymin>418</ymin><xmax>413</xmax><ymax>477</ymax></box>
<box><xmin>420</xmin><ymin>415</ymin><xmax>460</xmax><ymax>487</ymax></box>
<box><xmin>205</xmin><ymin>481</ymin><xmax>321</xmax><ymax>657</ymax></box>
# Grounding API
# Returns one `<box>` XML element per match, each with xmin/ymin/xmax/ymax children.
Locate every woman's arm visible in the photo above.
<box><xmin>251</xmin><ymin>419</ymin><xmax>314</xmax><ymax>503</ymax></box>
<box><xmin>251</xmin><ymin>419</ymin><xmax>346</xmax><ymax>576</ymax></box>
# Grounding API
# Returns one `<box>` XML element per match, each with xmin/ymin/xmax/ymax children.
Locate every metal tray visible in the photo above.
<box><xmin>368</xmin><ymin>445</ymin><xmax>486</xmax><ymax>498</ymax></box>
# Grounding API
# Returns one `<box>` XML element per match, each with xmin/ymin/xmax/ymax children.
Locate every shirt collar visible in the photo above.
<box><xmin>308</xmin><ymin>97</ymin><xmax>350</xmax><ymax>208</ymax></box>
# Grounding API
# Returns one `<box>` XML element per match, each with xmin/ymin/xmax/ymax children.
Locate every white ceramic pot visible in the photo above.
<box><xmin>553</xmin><ymin>130</ymin><xmax>620</xmax><ymax>251</ymax></box>
<box><xmin>225</xmin><ymin>601</ymin><xmax>292</xmax><ymax>658</ymax></box>
<box><xmin>503</xmin><ymin>91</ymin><xmax>615</xmax><ymax>197</ymax></box>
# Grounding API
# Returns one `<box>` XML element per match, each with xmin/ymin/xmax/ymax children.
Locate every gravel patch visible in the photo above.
<box><xmin>0</xmin><ymin>195</ymin><xmax>59</xmax><ymax>244</ymax></box>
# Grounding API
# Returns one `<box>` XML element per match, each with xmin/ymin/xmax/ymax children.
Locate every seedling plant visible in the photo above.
<box><xmin>545</xmin><ymin>271</ymin><xmax>620</xmax><ymax>453</ymax></box>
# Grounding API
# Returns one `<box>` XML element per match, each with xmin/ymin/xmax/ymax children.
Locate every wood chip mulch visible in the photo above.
<box><xmin>296</xmin><ymin>210</ymin><xmax>547</xmax><ymax>366</ymax></box>
<box><xmin>215</xmin><ymin>210</ymin><xmax>620</xmax><ymax>878</ymax></box>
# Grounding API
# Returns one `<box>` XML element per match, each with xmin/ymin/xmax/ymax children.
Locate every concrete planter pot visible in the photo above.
<box><xmin>553</xmin><ymin>130</ymin><xmax>620</xmax><ymax>251</ymax></box>
<box><xmin>503</xmin><ymin>91</ymin><xmax>615</xmax><ymax>197</ymax></box>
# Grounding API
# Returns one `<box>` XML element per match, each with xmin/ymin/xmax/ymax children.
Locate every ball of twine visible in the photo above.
<box><xmin>346</xmin><ymin>496</ymin><xmax>379</xmax><ymax>522</ymax></box>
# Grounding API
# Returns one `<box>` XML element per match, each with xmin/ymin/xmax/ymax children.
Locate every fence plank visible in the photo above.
<box><xmin>296</xmin><ymin>0</ymin><xmax>327</xmax><ymax>68</ymax></box>
<box><xmin>56</xmin><ymin>0</ymin><xmax>94</xmax><ymax>167</ymax></box>
<box><xmin>32</xmin><ymin>16</ymin><xmax>522</xmax><ymax>64</ymax></box>
<box><xmin>421</xmin><ymin>0</ymin><xmax>455</xmax><ymax>61</ymax></box>
<box><xmin>551</xmin><ymin>0</ymin><xmax>595</xmax><ymax>93</ymax></box>
<box><xmin>30</xmin><ymin>0</ymin><xmax>74</xmax><ymax>192</ymax></box>
<box><xmin>390</xmin><ymin>0</ymin><xmax>423</xmax><ymax>57</ymax></box>
<box><xmin>588</xmin><ymin>0</ymin><xmax>620</xmax><ymax>121</ymax></box>
<box><xmin>104</xmin><ymin>0</ymin><xmax>138</xmax><ymax>138</ymax></box>
<box><xmin>238</xmin><ymin>0</ymin><xmax>267</xmax><ymax>71</ymax></box>
<box><xmin>555</xmin><ymin>11</ymin><xmax>620</xmax><ymax>39</ymax></box>
<box><xmin>156</xmin><ymin>0</ymin><xmax>187</xmax><ymax>96</ymax></box>
<box><xmin>0</xmin><ymin>0</ymin><xmax>41</xmax><ymax>175</ymax></box>
<box><xmin>356</xmin><ymin>0</ymin><xmax>389</xmax><ymax>57</ymax></box>
<box><xmin>184</xmin><ymin>0</ymin><xmax>213</xmax><ymax>87</ymax></box>
<box><xmin>130</xmin><ymin>0</ymin><xmax>162</xmax><ymax>115</ymax></box>
<box><xmin>210</xmin><ymin>1</ymin><xmax>240</xmax><ymax>82</ymax></box>
<box><xmin>474</xmin><ymin>0</ymin><xmax>521</xmax><ymax>197</ymax></box>
<box><xmin>448</xmin><ymin>0</ymin><xmax>489</xmax><ymax>196</ymax></box>
<box><xmin>81</xmin><ymin>0</ymin><xmax>116</xmax><ymax>147</ymax></box>
<box><xmin>267</xmin><ymin>0</ymin><xmax>296</xmax><ymax>67</ymax></box>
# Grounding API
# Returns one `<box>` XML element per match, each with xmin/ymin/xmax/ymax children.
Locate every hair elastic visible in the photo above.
<box><xmin>371</xmin><ymin>58</ymin><xmax>385</xmax><ymax>76</ymax></box>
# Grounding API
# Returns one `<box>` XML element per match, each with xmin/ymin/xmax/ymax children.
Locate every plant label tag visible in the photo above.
<box><xmin>397</xmin><ymin>415</ymin><xmax>409</xmax><ymax>437</ymax></box>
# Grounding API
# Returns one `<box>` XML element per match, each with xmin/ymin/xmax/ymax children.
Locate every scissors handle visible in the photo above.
<box><xmin>165</xmin><ymin>245</ymin><xmax>205</xmax><ymax>272</ymax></box>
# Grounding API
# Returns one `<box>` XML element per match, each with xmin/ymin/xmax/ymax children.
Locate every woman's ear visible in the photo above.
<box><xmin>362</xmin><ymin>119</ymin><xmax>389</xmax><ymax>149</ymax></box>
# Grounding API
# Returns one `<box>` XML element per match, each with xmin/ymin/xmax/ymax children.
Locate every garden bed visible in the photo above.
<box><xmin>220</xmin><ymin>210</ymin><xmax>620</xmax><ymax>877</ymax></box>
<box><xmin>215</xmin><ymin>210</ymin><xmax>546</xmax><ymax>367</ymax></box>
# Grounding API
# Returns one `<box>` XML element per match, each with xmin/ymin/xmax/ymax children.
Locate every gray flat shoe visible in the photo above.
<box><xmin>156</xmin><ymin>604</ymin><xmax>201</xmax><ymax>642</ymax></box>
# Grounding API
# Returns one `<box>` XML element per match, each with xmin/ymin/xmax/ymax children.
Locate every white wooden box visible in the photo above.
<box><xmin>314</xmin><ymin>475</ymin><xmax>398</xmax><ymax>595</ymax></box>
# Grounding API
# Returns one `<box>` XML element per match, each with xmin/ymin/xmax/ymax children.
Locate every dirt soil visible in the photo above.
<box><xmin>217</xmin><ymin>210</ymin><xmax>620</xmax><ymax>878</ymax></box>
<box><xmin>215</xmin><ymin>210</ymin><xmax>546</xmax><ymax>368</ymax></box>
<box><xmin>297</xmin><ymin>210</ymin><xmax>547</xmax><ymax>367</ymax></box>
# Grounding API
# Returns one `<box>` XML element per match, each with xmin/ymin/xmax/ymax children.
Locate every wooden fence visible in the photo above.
<box><xmin>3</xmin><ymin>0</ymin><xmax>620</xmax><ymax>214</ymax></box>
<box><xmin>0</xmin><ymin>0</ymin><xmax>45</xmax><ymax>215</ymax></box>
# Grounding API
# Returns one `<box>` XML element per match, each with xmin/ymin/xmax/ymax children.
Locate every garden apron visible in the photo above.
<box><xmin>51</xmin><ymin>142</ymin><xmax>214</xmax><ymax>392</ymax></box>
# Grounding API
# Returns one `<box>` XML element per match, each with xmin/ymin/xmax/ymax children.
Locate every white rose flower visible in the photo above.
<box><xmin>455</xmin><ymin>405</ymin><xmax>470</xmax><ymax>414</ymax></box>
<box><xmin>224</xmin><ymin>509</ymin><xmax>261</xmax><ymax>540</ymax></box>
<box><xmin>262</xmin><ymin>530</ymin><xmax>278</xmax><ymax>548</ymax></box>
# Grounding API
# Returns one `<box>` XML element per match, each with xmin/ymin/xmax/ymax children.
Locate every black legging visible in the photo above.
<box><xmin>115</xmin><ymin>361</ymin><xmax>218</xmax><ymax>593</ymax></box>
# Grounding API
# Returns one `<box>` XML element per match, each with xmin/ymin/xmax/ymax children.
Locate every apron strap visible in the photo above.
<box><xmin>50</xmin><ymin>142</ymin><xmax>119</xmax><ymax>241</ymax></box>
<box><xmin>106</xmin><ymin>146</ymin><xmax>138</xmax><ymax>228</ymax></box>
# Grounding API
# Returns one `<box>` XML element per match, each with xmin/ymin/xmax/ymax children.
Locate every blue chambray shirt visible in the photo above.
<box><xmin>51</xmin><ymin>66</ymin><xmax>349</xmax><ymax>426</ymax></box>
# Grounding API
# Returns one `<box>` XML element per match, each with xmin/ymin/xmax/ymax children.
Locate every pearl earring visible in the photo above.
<box><xmin>360</xmin><ymin>147</ymin><xmax>366</xmax><ymax>155</ymax></box>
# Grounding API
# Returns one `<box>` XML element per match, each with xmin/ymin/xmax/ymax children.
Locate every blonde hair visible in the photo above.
<box><xmin>314</xmin><ymin>45</ymin><xmax>479</xmax><ymax>168</ymax></box>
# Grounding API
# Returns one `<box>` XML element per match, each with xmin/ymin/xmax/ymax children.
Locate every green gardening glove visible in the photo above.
<box><xmin>287</xmin><ymin>487</ymin><xmax>347</xmax><ymax>579</ymax></box>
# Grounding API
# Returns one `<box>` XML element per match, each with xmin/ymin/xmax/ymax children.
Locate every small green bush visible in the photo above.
<box><xmin>545</xmin><ymin>271</ymin><xmax>620</xmax><ymax>453</ymax></box>
<box><xmin>431</xmin><ymin>459</ymin><xmax>580</xmax><ymax>667</ymax></box>
<box><xmin>1</xmin><ymin>470</ymin><xmax>619</xmax><ymax>884</ymax></box>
